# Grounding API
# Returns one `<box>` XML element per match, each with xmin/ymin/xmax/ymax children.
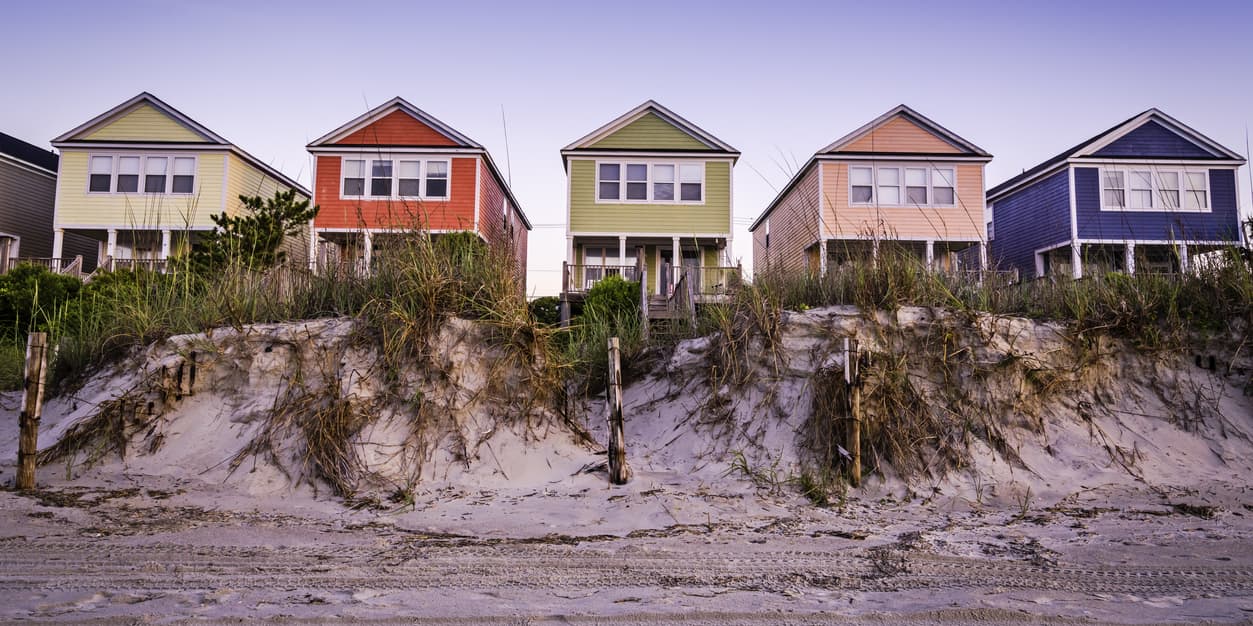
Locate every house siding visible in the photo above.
<box><xmin>1091</xmin><ymin>121</ymin><xmax>1217</xmax><ymax>159</ymax></box>
<box><xmin>989</xmin><ymin>168</ymin><xmax>1071</xmax><ymax>278</ymax></box>
<box><xmin>840</xmin><ymin>116</ymin><xmax>962</xmax><ymax>154</ymax></box>
<box><xmin>313</xmin><ymin>155</ymin><xmax>477</xmax><ymax>231</ymax></box>
<box><xmin>587</xmin><ymin>112</ymin><xmax>709</xmax><ymax>150</ymax></box>
<box><xmin>226</xmin><ymin>153</ymin><xmax>310</xmax><ymax>266</ymax></box>
<box><xmin>55</xmin><ymin>149</ymin><xmax>227</xmax><ymax>228</ymax></box>
<box><xmin>1075</xmin><ymin>167</ymin><xmax>1241</xmax><ymax>242</ymax></box>
<box><xmin>0</xmin><ymin>158</ymin><xmax>56</xmax><ymax>258</ymax></box>
<box><xmin>475</xmin><ymin>158</ymin><xmax>529</xmax><ymax>283</ymax></box>
<box><xmin>752</xmin><ymin>164</ymin><xmax>819</xmax><ymax>275</ymax></box>
<box><xmin>83</xmin><ymin>103</ymin><xmax>207</xmax><ymax>143</ymax></box>
<box><xmin>332</xmin><ymin>110</ymin><xmax>458</xmax><ymax>146</ymax></box>
<box><xmin>820</xmin><ymin>161</ymin><xmax>984</xmax><ymax>240</ymax></box>
<box><xmin>568</xmin><ymin>159</ymin><xmax>731</xmax><ymax>234</ymax></box>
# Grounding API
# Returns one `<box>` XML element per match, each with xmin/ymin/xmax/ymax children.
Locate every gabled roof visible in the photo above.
<box><xmin>307</xmin><ymin>97</ymin><xmax>481</xmax><ymax>148</ymax></box>
<box><xmin>560</xmin><ymin>100</ymin><xmax>739</xmax><ymax>157</ymax></box>
<box><xmin>820</xmin><ymin>104</ymin><xmax>991</xmax><ymax>157</ymax></box>
<box><xmin>0</xmin><ymin>131</ymin><xmax>58</xmax><ymax>173</ymax></box>
<box><xmin>988</xmin><ymin>108</ymin><xmax>1246</xmax><ymax>201</ymax></box>
<box><xmin>52</xmin><ymin>92</ymin><xmax>309</xmax><ymax>196</ymax></box>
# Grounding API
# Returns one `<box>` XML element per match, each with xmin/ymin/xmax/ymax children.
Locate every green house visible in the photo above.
<box><xmin>560</xmin><ymin>101</ymin><xmax>739</xmax><ymax>303</ymax></box>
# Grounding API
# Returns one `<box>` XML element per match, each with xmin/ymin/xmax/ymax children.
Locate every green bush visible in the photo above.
<box><xmin>583</xmin><ymin>275</ymin><xmax>639</xmax><ymax>325</ymax></box>
<box><xmin>0</xmin><ymin>265</ymin><xmax>83</xmax><ymax>341</ymax></box>
<box><xmin>529</xmin><ymin>296</ymin><xmax>560</xmax><ymax>326</ymax></box>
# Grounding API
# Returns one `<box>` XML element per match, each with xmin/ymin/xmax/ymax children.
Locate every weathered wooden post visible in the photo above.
<box><xmin>606</xmin><ymin>337</ymin><xmax>629</xmax><ymax>485</ymax></box>
<box><xmin>845</xmin><ymin>337</ymin><xmax>862</xmax><ymax>487</ymax></box>
<box><xmin>16</xmin><ymin>332</ymin><xmax>49</xmax><ymax>491</ymax></box>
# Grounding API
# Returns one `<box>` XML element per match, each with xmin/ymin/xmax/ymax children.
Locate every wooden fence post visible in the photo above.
<box><xmin>845</xmin><ymin>338</ymin><xmax>862</xmax><ymax>488</ymax></box>
<box><xmin>16</xmin><ymin>332</ymin><xmax>49</xmax><ymax>491</ymax></box>
<box><xmin>606</xmin><ymin>337</ymin><xmax>629</xmax><ymax>485</ymax></box>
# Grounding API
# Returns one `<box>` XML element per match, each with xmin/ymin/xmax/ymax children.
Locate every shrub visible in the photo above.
<box><xmin>529</xmin><ymin>296</ymin><xmax>561</xmax><ymax>326</ymax></box>
<box><xmin>0</xmin><ymin>265</ymin><xmax>83</xmax><ymax>340</ymax></box>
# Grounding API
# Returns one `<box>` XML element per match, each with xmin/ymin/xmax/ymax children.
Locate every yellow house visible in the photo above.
<box><xmin>50</xmin><ymin>92</ymin><xmax>310</xmax><ymax>269</ymax></box>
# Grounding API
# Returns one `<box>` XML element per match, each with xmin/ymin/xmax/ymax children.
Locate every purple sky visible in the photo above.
<box><xmin>4</xmin><ymin>0</ymin><xmax>1251</xmax><ymax>296</ymax></box>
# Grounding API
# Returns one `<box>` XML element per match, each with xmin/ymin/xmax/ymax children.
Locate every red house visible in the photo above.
<box><xmin>307</xmin><ymin>97</ymin><xmax>529</xmax><ymax>283</ymax></box>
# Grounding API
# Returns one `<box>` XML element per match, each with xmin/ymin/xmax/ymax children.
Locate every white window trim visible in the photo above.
<box><xmin>339</xmin><ymin>155</ymin><xmax>451</xmax><ymax>201</ymax></box>
<box><xmin>593</xmin><ymin>159</ymin><xmax>706</xmax><ymax>205</ymax></box>
<box><xmin>85</xmin><ymin>153</ymin><xmax>198</xmax><ymax>196</ymax></box>
<box><xmin>848</xmin><ymin>163</ymin><xmax>957</xmax><ymax>208</ymax></box>
<box><xmin>1098</xmin><ymin>166</ymin><xmax>1211</xmax><ymax>213</ymax></box>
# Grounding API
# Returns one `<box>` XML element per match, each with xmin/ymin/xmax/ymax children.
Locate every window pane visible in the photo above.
<box><xmin>344</xmin><ymin>179</ymin><xmax>365</xmax><ymax>195</ymax></box>
<box><xmin>90</xmin><ymin>174</ymin><xmax>111</xmax><ymax>192</ymax></box>
<box><xmin>905</xmin><ymin>168</ymin><xmax>927</xmax><ymax>186</ymax></box>
<box><xmin>1158</xmin><ymin>171</ymin><xmax>1179</xmax><ymax>189</ymax></box>
<box><xmin>398</xmin><ymin>161</ymin><xmax>420</xmax><ymax>179</ymax></box>
<box><xmin>878</xmin><ymin>185</ymin><xmax>900</xmax><ymax>205</ymax></box>
<box><xmin>1186</xmin><ymin>172</ymin><xmax>1207</xmax><ymax>190</ymax></box>
<box><xmin>931</xmin><ymin>168</ymin><xmax>954</xmax><ymax>187</ymax></box>
<box><xmin>680</xmin><ymin>182</ymin><xmax>701</xmax><ymax>201</ymax></box>
<box><xmin>626</xmin><ymin>181</ymin><xmax>647</xmax><ymax>200</ymax></box>
<box><xmin>850</xmin><ymin>167</ymin><xmax>873</xmax><ymax>186</ymax></box>
<box><xmin>173</xmin><ymin>157</ymin><xmax>195</xmax><ymax>176</ymax></box>
<box><xmin>343</xmin><ymin>159</ymin><xmax>364</xmax><ymax>178</ymax></box>
<box><xmin>877</xmin><ymin>168</ymin><xmax>899</xmax><ymax>185</ymax></box>
<box><xmin>146</xmin><ymin>157</ymin><xmax>167</xmax><ymax>175</ymax></box>
<box><xmin>426</xmin><ymin>161</ymin><xmax>448</xmax><ymax>177</ymax></box>
<box><xmin>599</xmin><ymin>163</ymin><xmax>620</xmax><ymax>181</ymax></box>
<box><xmin>90</xmin><ymin>155</ymin><xmax>112</xmax><ymax>174</ymax></box>
<box><xmin>1131</xmin><ymin>190</ymin><xmax>1152</xmax><ymax>208</ymax></box>
<box><xmin>371</xmin><ymin>160</ymin><xmax>392</xmax><ymax>177</ymax></box>
<box><xmin>654</xmin><ymin>182</ymin><xmax>674</xmax><ymax>200</ymax></box>
<box><xmin>1161</xmin><ymin>190</ymin><xmax>1180</xmax><ymax>208</ymax></box>
<box><xmin>599</xmin><ymin>181</ymin><xmax>619</xmax><ymax>200</ymax></box>
<box><xmin>1185</xmin><ymin>190</ymin><xmax>1206</xmax><ymax>210</ymax></box>
<box><xmin>851</xmin><ymin>186</ymin><xmax>873</xmax><ymax>203</ymax></box>
<box><xmin>371</xmin><ymin>178</ymin><xmax>391</xmax><ymax>196</ymax></box>
<box><xmin>118</xmin><ymin>157</ymin><xmax>140</xmax><ymax>175</ymax></box>
<box><xmin>906</xmin><ymin>186</ymin><xmax>928</xmax><ymax>204</ymax></box>
<box><xmin>627</xmin><ymin>164</ymin><xmax>647</xmax><ymax>181</ymax></box>
<box><xmin>653</xmin><ymin>164</ymin><xmax>674</xmax><ymax>182</ymax></box>
<box><xmin>1102</xmin><ymin>170</ymin><xmax>1123</xmax><ymax>188</ymax></box>
<box><xmin>1130</xmin><ymin>170</ymin><xmax>1151</xmax><ymax>189</ymax></box>
<box><xmin>117</xmin><ymin>174</ymin><xmax>138</xmax><ymax>193</ymax></box>
<box><xmin>425</xmin><ymin>178</ymin><xmax>447</xmax><ymax>197</ymax></box>
<box><xmin>1104</xmin><ymin>189</ymin><xmax>1125</xmax><ymax>207</ymax></box>
<box><xmin>398</xmin><ymin>179</ymin><xmax>421</xmax><ymax>196</ymax></box>
<box><xmin>172</xmin><ymin>175</ymin><xmax>193</xmax><ymax>193</ymax></box>
<box><xmin>933</xmin><ymin>187</ymin><xmax>955</xmax><ymax>205</ymax></box>
<box><xmin>145</xmin><ymin>175</ymin><xmax>166</xmax><ymax>193</ymax></box>
<box><xmin>679</xmin><ymin>163</ymin><xmax>702</xmax><ymax>182</ymax></box>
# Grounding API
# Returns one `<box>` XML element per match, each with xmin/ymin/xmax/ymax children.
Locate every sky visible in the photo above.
<box><xmin>3</xmin><ymin>0</ymin><xmax>1251</xmax><ymax>297</ymax></box>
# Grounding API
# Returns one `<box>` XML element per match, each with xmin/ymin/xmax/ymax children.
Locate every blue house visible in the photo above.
<box><xmin>987</xmin><ymin>110</ymin><xmax>1245</xmax><ymax>279</ymax></box>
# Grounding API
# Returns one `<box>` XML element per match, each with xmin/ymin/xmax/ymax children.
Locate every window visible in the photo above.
<box><xmin>1100</xmin><ymin>167</ymin><xmax>1209</xmax><ymax>211</ymax></box>
<box><xmin>1158</xmin><ymin>171</ymin><xmax>1180</xmax><ymax>208</ymax></box>
<box><xmin>850</xmin><ymin>167</ymin><xmax>873</xmax><ymax>203</ymax></box>
<box><xmin>679</xmin><ymin>163</ymin><xmax>703</xmax><ymax>201</ymax></box>
<box><xmin>172</xmin><ymin>157</ymin><xmax>195</xmax><ymax>193</ymax></box>
<box><xmin>89</xmin><ymin>156</ymin><xmax>113</xmax><ymax>192</ymax></box>
<box><xmin>117</xmin><ymin>157</ymin><xmax>140</xmax><ymax>193</ymax></box>
<box><xmin>595</xmin><ymin>161</ymin><xmax>704</xmax><ymax>203</ymax></box>
<box><xmin>598</xmin><ymin>163</ymin><xmax>620</xmax><ymax>200</ymax></box>
<box><xmin>905</xmin><ymin>168</ymin><xmax>928</xmax><ymax>204</ymax></box>
<box><xmin>370</xmin><ymin>160</ymin><xmax>392</xmax><ymax>197</ymax></box>
<box><xmin>626</xmin><ymin>164</ymin><xmax>648</xmax><ymax>200</ymax></box>
<box><xmin>144</xmin><ymin>157</ymin><xmax>168</xmax><ymax>193</ymax></box>
<box><xmin>425</xmin><ymin>161</ymin><xmax>448</xmax><ymax>197</ymax></box>
<box><xmin>654</xmin><ymin>164</ymin><xmax>674</xmax><ymax>200</ymax></box>
<box><xmin>987</xmin><ymin>220</ymin><xmax>994</xmax><ymax>241</ymax></box>
<box><xmin>398</xmin><ymin>161</ymin><xmax>421</xmax><ymax>197</ymax></box>
<box><xmin>764</xmin><ymin>219</ymin><xmax>770</xmax><ymax>248</ymax></box>
<box><xmin>877</xmin><ymin>167</ymin><xmax>900</xmax><ymax>205</ymax></box>
<box><xmin>342</xmin><ymin>159</ymin><xmax>365</xmax><ymax>196</ymax></box>
<box><xmin>1185</xmin><ymin>172</ymin><xmax>1207</xmax><ymax>210</ymax></box>
<box><xmin>932</xmin><ymin>168</ymin><xmax>955</xmax><ymax>205</ymax></box>
<box><xmin>1102</xmin><ymin>171</ymin><xmax>1125</xmax><ymax>208</ymax></box>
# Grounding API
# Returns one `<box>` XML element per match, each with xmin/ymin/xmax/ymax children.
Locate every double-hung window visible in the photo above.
<box><xmin>370</xmin><ymin>160</ymin><xmax>393</xmax><ymax>197</ymax></box>
<box><xmin>850</xmin><ymin>167</ymin><xmax>873</xmax><ymax>203</ymax></box>
<box><xmin>877</xmin><ymin>167</ymin><xmax>900</xmax><ymax>205</ymax></box>
<box><xmin>1158</xmin><ymin>171</ymin><xmax>1180</xmax><ymax>208</ymax></box>
<box><xmin>342</xmin><ymin>159</ymin><xmax>366</xmax><ymax>196</ymax></box>
<box><xmin>596</xmin><ymin>161</ymin><xmax>704</xmax><ymax>202</ymax></box>
<box><xmin>932</xmin><ymin>169</ymin><xmax>955</xmax><ymax>205</ymax></box>
<box><xmin>89</xmin><ymin>156</ymin><xmax>113</xmax><ymax>192</ymax></box>
<box><xmin>1129</xmin><ymin>171</ymin><xmax>1153</xmax><ymax>208</ymax></box>
<box><xmin>144</xmin><ymin>157</ymin><xmax>168</xmax><ymax>193</ymax></box>
<box><xmin>850</xmin><ymin>165</ymin><xmax>957</xmax><ymax>206</ymax></box>
<box><xmin>171</xmin><ymin>157</ymin><xmax>195</xmax><ymax>193</ymax></box>
<box><xmin>425</xmin><ymin>161</ymin><xmax>448</xmax><ymax>197</ymax></box>
<box><xmin>905</xmin><ymin>168</ymin><xmax>928</xmax><ymax>204</ymax></box>
<box><xmin>1102</xmin><ymin>171</ymin><xmax>1125</xmax><ymax>208</ymax></box>
<box><xmin>398</xmin><ymin>161</ymin><xmax>421</xmax><ymax>197</ymax></box>
<box><xmin>1185</xmin><ymin>172</ymin><xmax>1208</xmax><ymax>210</ymax></box>
<box><xmin>117</xmin><ymin>157</ymin><xmax>140</xmax><ymax>193</ymax></box>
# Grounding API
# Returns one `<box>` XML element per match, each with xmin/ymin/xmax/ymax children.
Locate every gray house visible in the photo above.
<box><xmin>0</xmin><ymin>132</ymin><xmax>97</xmax><ymax>272</ymax></box>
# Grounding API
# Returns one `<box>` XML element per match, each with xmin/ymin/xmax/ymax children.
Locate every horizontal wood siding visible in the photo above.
<box><xmin>0</xmin><ymin>158</ymin><xmax>55</xmax><ymax>257</ymax></box>
<box><xmin>568</xmin><ymin>159</ymin><xmax>730</xmax><ymax>234</ymax></box>
<box><xmin>1075</xmin><ymin>167</ymin><xmax>1241</xmax><ymax>242</ymax></box>
<box><xmin>1092</xmin><ymin>121</ymin><xmax>1216</xmax><ymax>159</ymax></box>
<box><xmin>333</xmin><ymin>111</ymin><xmax>457</xmax><ymax>146</ymax></box>
<box><xmin>226</xmin><ymin>153</ymin><xmax>309</xmax><ymax>265</ymax></box>
<box><xmin>475</xmin><ymin>159</ymin><xmax>528</xmax><ymax>284</ymax></box>
<box><xmin>820</xmin><ymin>162</ymin><xmax>984</xmax><ymax>240</ymax></box>
<box><xmin>840</xmin><ymin>116</ymin><xmax>961</xmax><ymax>154</ymax></box>
<box><xmin>753</xmin><ymin>165</ymin><xmax>819</xmax><ymax>275</ymax></box>
<box><xmin>83</xmin><ymin>103</ymin><xmax>207</xmax><ymax>143</ymax></box>
<box><xmin>55</xmin><ymin>150</ymin><xmax>226</xmax><ymax>228</ymax></box>
<box><xmin>588</xmin><ymin>112</ymin><xmax>709</xmax><ymax>150</ymax></box>
<box><xmin>314</xmin><ymin>155</ymin><xmax>476</xmax><ymax>231</ymax></box>
<box><xmin>989</xmin><ymin>168</ymin><xmax>1071</xmax><ymax>279</ymax></box>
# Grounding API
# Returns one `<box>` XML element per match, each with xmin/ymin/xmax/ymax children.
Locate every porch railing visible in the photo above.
<box><xmin>5</xmin><ymin>256</ymin><xmax>86</xmax><ymax>277</ymax></box>
<box><xmin>107</xmin><ymin>258</ymin><xmax>169</xmax><ymax>273</ymax></box>
<box><xmin>689</xmin><ymin>265</ymin><xmax>742</xmax><ymax>296</ymax></box>
<box><xmin>562</xmin><ymin>263</ymin><xmax>642</xmax><ymax>294</ymax></box>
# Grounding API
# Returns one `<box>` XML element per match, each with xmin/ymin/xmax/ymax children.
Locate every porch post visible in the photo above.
<box><xmin>1124</xmin><ymin>242</ymin><xmax>1136</xmax><ymax>274</ymax></box>
<box><xmin>308</xmin><ymin>219</ymin><xmax>318</xmax><ymax>272</ymax></box>
<box><xmin>925</xmin><ymin>240</ymin><xmax>935</xmax><ymax>269</ymax></box>
<box><xmin>671</xmin><ymin>236</ymin><xmax>680</xmax><ymax>286</ymax></box>
<box><xmin>618</xmin><ymin>236</ymin><xmax>627</xmax><ymax>267</ymax></box>
<box><xmin>160</xmin><ymin>229</ymin><xmax>172</xmax><ymax>260</ymax></box>
<box><xmin>1178</xmin><ymin>243</ymin><xmax>1189</xmax><ymax>274</ymax></box>
<box><xmin>979</xmin><ymin>242</ymin><xmax>988</xmax><ymax>271</ymax></box>
<box><xmin>566</xmin><ymin>236</ymin><xmax>574</xmax><ymax>266</ymax></box>
<box><xmin>362</xmin><ymin>230</ymin><xmax>373</xmax><ymax>270</ymax></box>
<box><xmin>1070</xmin><ymin>241</ymin><xmax>1082</xmax><ymax>279</ymax></box>
<box><xmin>106</xmin><ymin>229</ymin><xmax>117</xmax><ymax>259</ymax></box>
<box><xmin>818</xmin><ymin>239</ymin><xmax>828</xmax><ymax>276</ymax></box>
<box><xmin>51</xmin><ymin>229</ymin><xmax>64</xmax><ymax>260</ymax></box>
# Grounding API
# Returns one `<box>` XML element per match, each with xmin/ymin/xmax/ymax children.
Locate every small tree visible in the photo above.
<box><xmin>192</xmin><ymin>189</ymin><xmax>318</xmax><ymax>273</ymax></box>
